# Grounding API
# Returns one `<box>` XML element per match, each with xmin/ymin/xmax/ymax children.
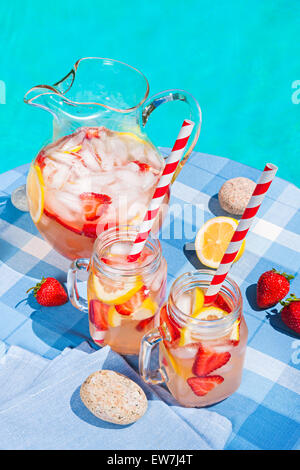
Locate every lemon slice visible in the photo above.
<box><xmin>179</xmin><ymin>289</ymin><xmax>228</xmax><ymax>346</ymax></box>
<box><xmin>92</xmin><ymin>274</ymin><xmax>143</xmax><ymax>305</ymax></box>
<box><xmin>195</xmin><ymin>306</ymin><xmax>227</xmax><ymax>320</ymax></box>
<box><xmin>63</xmin><ymin>145</ymin><xmax>82</xmax><ymax>154</ymax></box>
<box><xmin>132</xmin><ymin>297</ymin><xmax>158</xmax><ymax>321</ymax></box>
<box><xmin>117</xmin><ymin>131</ymin><xmax>147</xmax><ymax>145</ymax></box>
<box><xmin>230</xmin><ymin>318</ymin><xmax>241</xmax><ymax>345</ymax></box>
<box><xmin>193</xmin><ymin>287</ymin><xmax>205</xmax><ymax>315</ymax></box>
<box><xmin>26</xmin><ymin>164</ymin><xmax>44</xmax><ymax>223</ymax></box>
<box><xmin>179</xmin><ymin>287</ymin><xmax>204</xmax><ymax>346</ymax></box>
<box><xmin>107</xmin><ymin>306</ymin><xmax>124</xmax><ymax>327</ymax></box>
<box><xmin>195</xmin><ymin>216</ymin><xmax>245</xmax><ymax>269</ymax></box>
<box><xmin>162</xmin><ymin>346</ymin><xmax>182</xmax><ymax>376</ymax></box>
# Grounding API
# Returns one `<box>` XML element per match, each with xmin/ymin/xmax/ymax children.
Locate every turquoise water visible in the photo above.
<box><xmin>0</xmin><ymin>0</ymin><xmax>299</xmax><ymax>185</ymax></box>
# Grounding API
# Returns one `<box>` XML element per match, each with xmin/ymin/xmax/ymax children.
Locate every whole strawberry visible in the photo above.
<box><xmin>280</xmin><ymin>294</ymin><xmax>300</xmax><ymax>335</ymax></box>
<box><xmin>256</xmin><ymin>268</ymin><xmax>294</xmax><ymax>309</ymax></box>
<box><xmin>27</xmin><ymin>277</ymin><xmax>68</xmax><ymax>307</ymax></box>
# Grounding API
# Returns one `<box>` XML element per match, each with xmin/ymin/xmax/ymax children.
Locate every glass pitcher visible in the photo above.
<box><xmin>24</xmin><ymin>57</ymin><xmax>202</xmax><ymax>260</ymax></box>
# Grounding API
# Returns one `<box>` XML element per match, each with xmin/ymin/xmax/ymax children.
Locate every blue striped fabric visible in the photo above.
<box><xmin>0</xmin><ymin>151</ymin><xmax>299</xmax><ymax>450</ymax></box>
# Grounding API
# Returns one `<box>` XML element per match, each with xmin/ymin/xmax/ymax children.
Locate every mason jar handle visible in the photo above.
<box><xmin>140</xmin><ymin>89</ymin><xmax>202</xmax><ymax>181</ymax></box>
<box><xmin>139</xmin><ymin>326</ymin><xmax>169</xmax><ymax>385</ymax></box>
<box><xmin>67</xmin><ymin>258</ymin><xmax>89</xmax><ymax>313</ymax></box>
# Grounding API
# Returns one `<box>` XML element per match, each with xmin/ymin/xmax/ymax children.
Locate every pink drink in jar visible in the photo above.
<box><xmin>68</xmin><ymin>226</ymin><xmax>167</xmax><ymax>355</ymax></box>
<box><xmin>140</xmin><ymin>270</ymin><xmax>248</xmax><ymax>407</ymax></box>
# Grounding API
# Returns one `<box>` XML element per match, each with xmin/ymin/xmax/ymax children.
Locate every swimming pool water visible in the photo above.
<box><xmin>0</xmin><ymin>0</ymin><xmax>299</xmax><ymax>186</ymax></box>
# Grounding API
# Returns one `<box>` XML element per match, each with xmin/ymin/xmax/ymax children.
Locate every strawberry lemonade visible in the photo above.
<box><xmin>84</xmin><ymin>227</ymin><xmax>167</xmax><ymax>355</ymax></box>
<box><xmin>26</xmin><ymin>127</ymin><xmax>169</xmax><ymax>259</ymax></box>
<box><xmin>140</xmin><ymin>270</ymin><xmax>248</xmax><ymax>407</ymax></box>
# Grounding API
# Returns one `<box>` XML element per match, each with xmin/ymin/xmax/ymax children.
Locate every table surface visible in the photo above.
<box><xmin>0</xmin><ymin>150</ymin><xmax>299</xmax><ymax>450</ymax></box>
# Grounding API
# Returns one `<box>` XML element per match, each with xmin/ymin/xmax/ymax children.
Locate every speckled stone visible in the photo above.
<box><xmin>80</xmin><ymin>370</ymin><xmax>148</xmax><ymax>425</ymax></box>
<box><xmin>218</xmin><ymin>177</ymin><xmax>256</xmax><ymax>215</ymax></box>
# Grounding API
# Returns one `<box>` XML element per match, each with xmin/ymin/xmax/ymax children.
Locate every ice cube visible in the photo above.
<box><xmin>60</xmin><ymin>130</ymin><xmax>85</xmax><ymax>152</ymax></box>
<box><xmin>89</xmin><ymin>136</ymin><xmax>106</xmax><ymax>159</ymax></box>
<box><xmin>127</xmin><ymin>161</ymin><xmax>140</xmax><ymax>173</ymax></box>
<box><xmin>42</xmin><ymin>160</ymin><xmax>57</xmax><ymax>184</ymax></box>
<box><xmin>106</xmin><ymin>136</ymin><xmax>128</xmax><ymax>165</ymax></box>
<box><xmin>176</xmin><ymin>292</ymin><xmax>193</xmax><ymax>315</ymax></box>
<box><xmin>98</xmin><ymin>202</ymin><xmax>118</xmax><ymax>225</ymax></box>
<box><xmin>90</xmin><ymin>173</ymin><xmax>116</xmax><ymax>191</ymax></box>
<box><xmin>97</xmin><ymin>148</ymin><xmax>114</xmax><ymax>171</ymax></box>
<box><xmin>115</xmin><ymin>168</ymin><xmax>141</xmax><ymax>188</ymax></box>
<box><xmin>109</xmin><ymin>196</ymin><xmax>133</xmax><ymax>225</ymax></box>
<box><xmin>80</xmin><ymin>142</ymin><xmax>101</xmax><ymax>172</ymax></box>
<box><xmin>171</xmin><ymin>345</ymin><xmax>198</xmax><ymax>359</ymax></box>
<box><xmin>109</xmin><ymin>241</ymin><xmax>131</xmax><ymax>255</ymax></box>
<box><xmin>68</xmin><ymin>159</ymin><xmax>91</xmax><ymax>181</ymax></box>
<box><xmin>128</xmin><ymin>142</ymin><xmax>146</xmax><ymax>161</ymax></box>
<box><xmin>63</xmin><ymin>176</ymin><xmax>93</xmax><ymax>195</ymax></box>
<box><xmin>140</xmin><ymin>171</ymin><xmax>156</xmax><ymax>190</ymax></box>
<box><xmin>146</xmin><ymin>147</ymin><xmax>163</xmax><ymax>171</ymax></box>
<box><xmin>47</xmin><ymin>150</ymin><xmax>74</xmax><ymax>166</ymax></box>
<box><xmin>47</xmin><ymin>164</ymin><xmax>71</xmax><ymax>190</ymax></box>
<box><xmin>213</xmin><ymin>344</ymin><xmax>233</xmax><ymax>354</ymax></box>
<box><xmin>127</xmin><ymin>200</ymin><xmax>147</xmax><ymax>221</ymax></box>
<box><xmin>45</xmin><ymin>189</ymin><xmax>81</xmax><ymax>222</ymax></box>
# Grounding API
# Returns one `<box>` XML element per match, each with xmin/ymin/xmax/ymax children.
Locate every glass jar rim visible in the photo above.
<box><xmin>92</xmin><ymin>225</ymin><xmax>162</xmax><ymax>278</ymax></box>
<box><xmin>168</xmin><ymin>269</ymin><xmax>242</xmax><ymax>333</ymax></box>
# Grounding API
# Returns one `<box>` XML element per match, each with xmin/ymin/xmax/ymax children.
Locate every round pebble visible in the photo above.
<box><xmin>11</xmin><ymin>185</ymin><xmax>29</xmax><ymax>212</ymax></box>
<box><xmin>80</xmin><ymin>370</ymin><xmax>148</xmax><ymax>425</ymax></box>
<box><xmin>218</xmin><ymin>177</ymin><xmax>256</xmax><ymax>215</ymax></box>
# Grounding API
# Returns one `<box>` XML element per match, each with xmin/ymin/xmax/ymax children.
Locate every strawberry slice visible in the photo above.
<box><xmin>85</xmin><ymin>128</ymin><xmax>100</xmax><ymax>139</ymax></box>
<box><xmin>82</xmin><ymin>223</ymin><xmax>98</xmax><ymax>238</ymax></box>
<box><xmin>132</xmin><ymin>160</ymin><xmax>150</xmax><ymax>172</ymax></box>
<box><xmin>192</xmin><ymin>345</ymin><xmax>231</xmax><ymax>377</ymax></box>
<box><xmin>89</xmin><ymin>299</ymin><xmax>109</xmax><ymax>330</ymax></box>
<box><xmin>136</xmin><ymin>316</ymin><xmax>154</xmax><ymax>331</ymax></box>
<box><xmin>115</xmin><ymin>286</ymin><xmax>148</xmax><ymax>316</ymax></box>
<box><xmin>35</xmin><ymin>151</ymin><xmax>47</xmax><ymax>170</ymax></box>
<box><xmin>82</xmin><ymin>221</ymin><xmax>117</xmax><ymax>239</ymax></box>
<box><xmin>44</xmin><ymin>208</ymin><xmax>82</xmax><ymax>235</ymax></box>
<box><xmin>214</xmin><ymin>294</ymin><xmax>232</xmax><ymax>313</ymax></box>
<box><xmin>159</xmin><ymin>304</ymin><xmax>180</xmax><ymax>343</ymax></box>
<box><xmin>80</xmin><ymin>193</ymin><xmax>112</xmax><ymax>222</ymax></box>
<box><xmin>187</xmin><ymin>376</ymin><xmax>224</xmax><ymax>396</ymax></box>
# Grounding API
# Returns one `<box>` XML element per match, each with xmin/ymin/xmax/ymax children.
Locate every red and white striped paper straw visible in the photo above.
<box><xmin>128</xmin><ymin>119</ymin><xmax>195</xmax><ymax>262</ymax></box>
<box><xmin>204</xmin><ymin>162</ymin><xmax>278</xmax><ymax>304</ymax></box>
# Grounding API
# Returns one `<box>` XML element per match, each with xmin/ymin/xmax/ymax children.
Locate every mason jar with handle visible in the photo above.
<box><xmin>139</xmin><ymin>270</ymin><xmax>248</xmax><ymax>407</ymax></box>
<box><xmin>67</xmin><ymin>225</ymin><xmax>167</xmax><ymax>355</ymax></box>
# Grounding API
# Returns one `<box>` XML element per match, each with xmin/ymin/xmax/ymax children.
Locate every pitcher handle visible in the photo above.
<box><xmin>140</xmin><ymin>89</ymin><xmax>202</xmax><ymax>182</ymax></box>
<box><xmin>139</xmin><ymin>326</ymin><xmax>169</xmax><ymax>385</ymax></box>
<box><xmin>67</xmin><ymin>258</ymin><xmax>89</xmax><ymax>313</ymax></box>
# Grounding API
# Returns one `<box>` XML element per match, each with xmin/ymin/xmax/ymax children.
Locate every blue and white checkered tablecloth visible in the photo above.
<box><xmin>0</xmin><ymin>150</ymin><xmax>299</xmax><ymax>450</ymax></box>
